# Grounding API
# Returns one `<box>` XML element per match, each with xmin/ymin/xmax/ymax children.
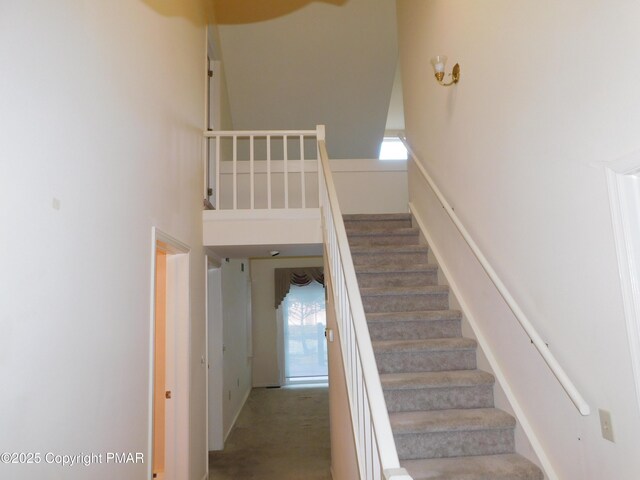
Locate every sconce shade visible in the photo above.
<box><xmin>430</xmin><ymin>55</ymin><xmax>448</xmax><ymax>73</ymax></box>
<box><xmin>430</xmin><ymin>55</ymin><xmax>460</xmax><ymax>86</ymax></box>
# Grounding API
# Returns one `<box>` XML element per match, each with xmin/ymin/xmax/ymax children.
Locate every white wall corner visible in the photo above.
<box><xmin>205</xmin><ymin>247</ymin><xmax>223</xmax><ymax>267</ymax></box>
<box><xmin>224</xmin><ymin>386</ymin><xmax>251</xmax><ymax>443</ymax></box>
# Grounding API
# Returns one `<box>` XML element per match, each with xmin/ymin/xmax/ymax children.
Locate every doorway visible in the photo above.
<box><xmin>150</xmin><ymin>228</ymin><xmax>190</xmax><ymax>480</ymax></box>
<box><xmin>283</xmin><ymin>282</ymin><xmax>327</xmax><ymax>384</ymax></box>
<box><xmin>206</xmin><ymin>258</ymin><xmax>224</xmax><ymax>451</ymax></box>
<box><xmin>153</xmin><ymin>247</ymin><xmax>168</xmax><ymax>479</ymax></box>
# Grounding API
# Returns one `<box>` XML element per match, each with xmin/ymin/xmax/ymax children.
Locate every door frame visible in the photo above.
<box><xmin>205</xmin><ymin>253</ymin><xmax>224</xmax><ymax>452</ymax></box>
<box><xmin>149</xmin><ymin>227</ymin><xmax>191</xmax><ymax>480</ymax></box>
<box><xmin>606</xmin><ymin>150</ymin><xmax>640</xmax><ymax>414</ymax></box>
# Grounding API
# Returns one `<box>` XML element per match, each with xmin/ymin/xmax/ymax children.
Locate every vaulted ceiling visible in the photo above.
<box><xmin>211</xmin><ymin>0</ymin><xmax>399</xmax><ymax>159</ymax></box>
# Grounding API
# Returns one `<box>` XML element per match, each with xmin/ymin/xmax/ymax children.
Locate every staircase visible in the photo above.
<box><xmin>344</xmin><ymin>213</ymin><xmax>544</xmax><ymax>480</ymax></box>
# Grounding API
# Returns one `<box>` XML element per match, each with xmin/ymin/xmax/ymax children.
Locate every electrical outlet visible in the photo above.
<box><xmin>599</xmin><ymin>409</ymin><xmax>615</xmax><ymax>442</ymax></box>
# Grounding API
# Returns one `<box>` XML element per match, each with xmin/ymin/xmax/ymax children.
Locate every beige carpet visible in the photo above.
<box><xmin>209</xmin><ymin>386</ymin><xmax>331</xmax><ymax>480</ymax></box>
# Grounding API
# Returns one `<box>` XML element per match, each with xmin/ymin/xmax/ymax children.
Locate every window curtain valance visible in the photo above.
<box><xmin>274</xmin><ymin>267</ymin><xmax>324</xmax><ymax>308</ymax></box>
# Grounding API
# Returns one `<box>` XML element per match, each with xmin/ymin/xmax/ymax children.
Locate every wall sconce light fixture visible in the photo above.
<box><xmin>430</xmin><ymin>55</ymin><xmax>460</xmax><ymax>86</ymax></box>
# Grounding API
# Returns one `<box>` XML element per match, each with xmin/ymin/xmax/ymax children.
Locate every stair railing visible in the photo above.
<box><xmin>203</xmin><ymin>129</ymin><xmax>319</xmax><ymax>210</ymax></box>
<box><xmin>400</xmin><ymin>135</ymin><xmax>591</xmax><ymax>417</ymax></box>
<box><xmin>317</xmin><ymin>125</ymin><xmax>413</xmax><ymax>480</ymax></box>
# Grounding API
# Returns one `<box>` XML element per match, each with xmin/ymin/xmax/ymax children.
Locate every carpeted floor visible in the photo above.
<box><xmin>209</xmin><ymin>386</ymin><xmax>331</xmax><ymax>480</ymax></box>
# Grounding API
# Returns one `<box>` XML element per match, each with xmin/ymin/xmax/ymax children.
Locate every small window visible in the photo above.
<box><xmin>378</xmin><ymin>137</ymin><xmax>408</xmax><ymax>160</ymax></box>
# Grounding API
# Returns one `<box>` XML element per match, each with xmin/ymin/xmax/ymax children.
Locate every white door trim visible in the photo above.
<box><xmin>149</xmin><ymin>227</ymin><xmax>191</xmax><ymax>480</ymax></box>
<box><xmin>206</xmin><ymin>262</ymin><xmax>224</xmax><ymax>451</ymax></box>
<box><xmin>606</xmin><ymin>151</ymin><xmax>640</xmax><ymax>413</ymax></box>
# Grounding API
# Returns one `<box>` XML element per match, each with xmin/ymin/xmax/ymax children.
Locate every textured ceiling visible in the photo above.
<box><xmin>214</xmin><ymin>0</ymin><xmax>399</xmax><ymax>159</ymax></box>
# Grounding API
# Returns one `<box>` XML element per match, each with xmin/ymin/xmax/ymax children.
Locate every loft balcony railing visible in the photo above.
<box><xmin>203</xmin><ymin>129</ymin><xmax>321</xmax><ymax>211</ymax></box>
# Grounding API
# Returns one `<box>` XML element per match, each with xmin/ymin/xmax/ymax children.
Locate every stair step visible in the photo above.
<box><xmin>391</xmin><ymin>408</ymin><xmax>516</xmax><ymax>460</ymax></box>
<box><xmin>368</xmin><ymin>310</ymin><xmax>461</xmax><ymax>340</ymax></box>
<box><xmin>343</xmin><ymin>213</ymin><xmax>412</xmax><ymax>230</ymax></box>
<box><xmin>391</xmin><ymin>407</ymin><xmax>515</xmax><ymax>434</ymax></box>
<box><xmin>347</xmin><ymin>227</ymin><xmax>420</xmax><ymax>246</ymax></box>
<box><xmin>356</xmin><ymin>263</ymin><xmax>438</xmax><ymax>274</ymax></box>
<box><xmin>373</xmin><ymin>337</ymin><xmax>477</xmax><ymax>353</ymax></box>
<box><xmin>352</xmin><ymin>244</ymin><xmax>429</xmax><ymax>266</ymax></box>
<box><xmin>381</xmin><ymin>370</ymin><xmax>494</xmax><ymax>412</ymax></box>
<box><xmin>367</xmin><ymin>310</ymin><xmax>461</xmax><ymax>323</ymax></box>
<box><xmin>344</xmin><ymin>213</ymin><xmax>412</xmax><ymax>221</ymax></box>
<box><xmin>361</xmin><ymin>285</ymin><xmax>449</xmax><ymax>312</ymax></box>
<box><xmin>356</xmin><ymin>263</ymin><xmax>438</xmax><ymax>288</ymax></box>
<box><xmin>373</xmin><ymin>338</ymin><xmax>477</xmax><ymax>373</ymax></box>
<box><xmin>402</xmin><ymin>453</ymin><xmax>544</xmax><ymax>480</ymax></box>
<box><xmin>346</xmin><ymin>226</ymin><xmax>419</xmax><ymax>236</ymax></box>
<box><xmin>351</xmin><ymin>244</ymin><xmax>428</xmax><ymax>255</ymax></box>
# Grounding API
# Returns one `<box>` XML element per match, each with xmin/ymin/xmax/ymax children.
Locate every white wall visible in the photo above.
<box><xmin>250</xmin><ymin>256</ymin><xmax>324</xmax><ymax>387</ymax></box>
<box><xmin>0</xmin><ymin>2</ymin><xmax>208</xmax><ymax>479</ymax></box>
<box><xmin>331</xmin><ymin>159</ymin><xmax>408</xmax><ymax>214</ymax></box>
<box><xmin>397</xmin><ymin>1</ymin><xmax>640</xmax><ymax>478</ymax></box>
<box><xmin>325</xmin><ymin>274</ymin><xmax>360</xmax><ymax>480</ymax></box>
<box><xmin>215</xmin><ymin>0</ymin><xmax>398</xmax><ymax>159</ymax></box>
<box><xmin>206</xmin><ymin>23</ymin><xmax>234</xmax><ymax>131</ymax></box>
<box><xmin>220</xmin><ymin>259</ymin><xmax>252</xmax><ymax>439</ymax></box>
<box><xmin>385</xmin><ymin>61</ymin><xmax>406</xmax><ymax>132</ymax></box>
<box><xmin>206</xmin><ymin>20</ymin><xmax>234</xmax><ymax>205</ymax></box>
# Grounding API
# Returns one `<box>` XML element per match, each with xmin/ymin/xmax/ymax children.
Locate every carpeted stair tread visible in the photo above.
<box><xmin>368</xmin><ymin>310</ymin><xmax>462</xmax><ymax>341</ymax></box>
<box><xmin>367</xmin><ymin>310</ymin><xmax>461</xmax><ymax>323</ymax></box>
<box><xmin>343</xmin><ymin>213</ymin><xmax>412</xmax><ymax>222</ymax></box>
<box><xmin>356</xmin><ymin>263</ymin><xmax>438</xmax><ymax>274</ymax></box>
<box><xmin>381</xmin><ymin>370</ymin><xmax>495</xmax><ymax>390</ymax></box>
<box><xmin>356</xmin><ymin>264</ymin><xmax>439</xmax><ymax>288</ymax></box>
<box><xmin>348</xmin><ymin>229</ymin><xmax>420</xmax><ymax>246</ymax></box>
<box><xmin>346</xmin><ymin>228</ymin><xmax>419</xmax><ymax>246</ymax></box>
<box><xmin>383</xmin><ymin>371</ymin><xmax>494</xmax><ymax>412</ymax></box>
<box><xmin>347</xmin><ymin>226</ymin><xmax>419</xmax><ymax>236</ymax></box>
<box><xmin>390</xmin><ymin>408</ymin><xmax>515</xmax><ymax>434</ymax></box>
<box><xmin>352</xmin><ymin>244</ymin><xmax>430</xmax><ymax>266</ymax></box>
<box><xmin>361</xmin><ymin>285</ymin><xmax>449</xmax><ymax>296</ymax></box>
<box><xmin>402</xmin><ymin>453</ymin><xmax>544</xmax><ymax>480</ymax></box>
<box><xmin>373</xmin><ymin>338</ymin><xmax>476</xmax><ymax>353</ymax></box>
<box><xmin>351</xmin><ymin>244</ymin><xmax>428</xmax><ymax>255</ymax></box>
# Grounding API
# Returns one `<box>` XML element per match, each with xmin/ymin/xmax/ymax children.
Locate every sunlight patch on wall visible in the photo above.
<box><xmin>379</xmin><ymin>137</ymin><xmax>408</xmax><ymax>161</ymax></box>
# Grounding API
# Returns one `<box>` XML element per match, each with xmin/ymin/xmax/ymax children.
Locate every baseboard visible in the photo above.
<box><xmin>251</xmin><ymin>382</ymin><xmax>282</xmax><ymax>388</ymax></box>
<box><xmin>409</xmin><ymin>202</ymin><xmax>558</xmax><ymax>480</ymax></box>
<box><xmin>224</xmin><ymin>387</ymin><xmax>252</xmax><ymax>443</ymax></box>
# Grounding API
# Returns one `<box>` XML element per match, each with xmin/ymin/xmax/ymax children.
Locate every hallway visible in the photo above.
<box><xmin>209</xmin><ymin>386</ymin><xmax>331</xmax><ymax>480</ymax></box>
